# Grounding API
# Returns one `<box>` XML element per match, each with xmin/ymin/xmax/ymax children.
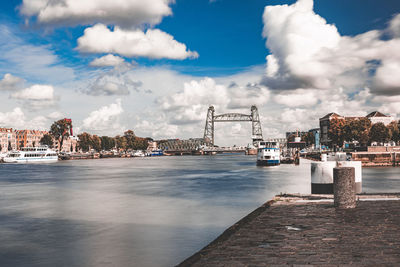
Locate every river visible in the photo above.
<box><xmin>0</xmin><ymin>155</ymin><xmax>398</xmax><ymax>266</ymax></box>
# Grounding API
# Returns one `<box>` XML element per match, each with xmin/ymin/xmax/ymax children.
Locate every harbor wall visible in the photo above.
<box><xmin>352</xmin><ymin>152</ymin><xmax>400</xmax><ymax>167</ymax></box>
<box><xmin>367</xmin><ymin>146</ymin><xmax>400</xmax><ymax>153</ymax></box>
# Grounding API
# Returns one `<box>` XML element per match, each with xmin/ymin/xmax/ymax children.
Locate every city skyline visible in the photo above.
<box><xmin>1</xmin><ymin>0</ymin><xmax>400</xmax><ymax>146</ymax></box>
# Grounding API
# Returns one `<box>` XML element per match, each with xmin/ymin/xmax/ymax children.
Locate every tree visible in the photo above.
<box><xmin>301</xmin><ymin>132</ymin><xmax>315</xmax><ymax>146</ymax></box>
<box><xmin>91</xmin><ymin>135</ymin><xmax>102</xmax><ymax>152</ymax></box>
<box><xmin>355</xmin><ymin>118</ymin><xmax>372</xmax><ymax>146</ymax></box>
<box><xmin>50</xmin><ymin>119</ymin><xmax>72</xmax><ymax>151</ymax></box>
<box><xmin>8</xmin><ymin>141</ymin><xmax>12</xmax><ymax>151</ymax></box>
<box><xmin>387</xmin><ymin>121</ymin><xmax>400</xmax><ymax>144</ymax></box>
<box><xmin>77</xmin><ymin>132</ymin><xmax>92</xmax><ymax>152</ymax></box>
<box><xmin>115</xmin><ymin>135</ymin><xmax>127</xmax><ymax>151</ymax></box>
<box><xmin>124</xmin><ymin>130</ymin><xmax>136</xmax><ymax>149</ymax></box>
<box><xmin>133</xmin><ymin>137</ymin><xmax>149</xmax><ymax>150</ymax></box>
<box><xmin>40</xmin><ymin>134</ymin><xmax>54</xmax><ymax>148</ymax></box>
<box><xmin>101</xmin><ymin>136</ymin><xmax>115</xmax><ymax>151</ymax></box>
<box><xmin>369</xmin><ymin>122</ymin><xmax>390</xmax><ymax>144</ymax></box>
<box><xmin>328</xmin><ymin>117</ymin><xmax>346</xmax><ymax>147</ymax></box>
<box><xmin>343</xmin><ymin>118</ymin><xmax>371</xmax><ymax>146</ymax></box>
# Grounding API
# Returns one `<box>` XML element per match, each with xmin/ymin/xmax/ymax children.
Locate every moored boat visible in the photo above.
<box><xmin>3</xmin><ymin>146</ymin><xmax>58</xmax><ymax>163</ymax></box>
<box><xmin>256</xmin><ymin>141</ymin><xmax>280</xmax><ymax>166</ymax></box>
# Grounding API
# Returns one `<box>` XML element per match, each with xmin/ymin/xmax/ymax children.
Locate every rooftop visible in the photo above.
<box><xmin>179</xmin><ymin>194</ymin><xmax>400</xmax><ymax>266</ymax></box>
<box><xmin>366</xmin><ymin>111</ymin><xmax>389</xmax><ymax>118</ymax></box>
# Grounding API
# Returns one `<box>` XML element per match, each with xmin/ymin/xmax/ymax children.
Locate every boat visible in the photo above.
<box><xmin>256</xmin><ymin>141</ymin><xmax>280</xmax><ymax>166</ymax></box>
<box><xmin>150</xmin><ymin>149</ymin><xmax>163</xmax><ymax>156</ymax></box>
<box><xmin>3</xmin><ymin>146</ymin><xmax>58</xmax><ymax>163</ymax></box>
<box><xmin>132</xmin><ymin>150</ymin><xmax>145</xmax><ymax>157</ymax></box>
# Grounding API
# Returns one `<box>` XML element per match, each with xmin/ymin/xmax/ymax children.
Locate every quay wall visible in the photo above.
<box><xmin>352</xmin><ymin>152</ymin><xmax>400</xmax><ymax>167</ymax></box>
<box><xmin>367</xmin><ymin>146</ymin><xmax>400</xmax><ymax>153</ymax></box>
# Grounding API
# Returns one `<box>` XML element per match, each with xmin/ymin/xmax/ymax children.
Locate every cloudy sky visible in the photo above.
<box><xmin>0</xmin><ymin>0</ymin><xmax>400</xmax><ymax>146</ymax></box>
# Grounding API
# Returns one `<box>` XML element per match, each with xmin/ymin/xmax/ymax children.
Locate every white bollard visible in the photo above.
<box><xmin>321</xmin><ymin>154</ymin><xmax>327</xmax><ymax>162</ymax></box>
<box><xmin>311</xmin><ymin>161</ymin><xmax>337</xmax><ymax>194</ymax></box>
<box><xmin>337</xmin><ymin>161</ymin><xmax>362</xmax><ymax>193</ymax></box>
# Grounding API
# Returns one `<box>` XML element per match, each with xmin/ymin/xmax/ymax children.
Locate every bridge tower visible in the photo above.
<box><xmin>203</xmin><ymin>105</ymin><xmax>263</xmax><ymax>146</ymax></box>
<box><xmin>203</xmin><ymin>106</ymin><xmax>215</xmax><ymax>145</ymax></box>
<box><xmin>251</xmin><ymin>105</ymin><xmax>263</xmax><ymax>144</ymax></box>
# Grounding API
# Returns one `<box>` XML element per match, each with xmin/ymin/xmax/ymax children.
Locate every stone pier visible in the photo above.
<box><xmin>178</xmin><ymin>194</ymin><xmax>400</xmax><ymax>266</ymax></box>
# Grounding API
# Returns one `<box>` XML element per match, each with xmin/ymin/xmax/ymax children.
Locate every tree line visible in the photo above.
<box><xmin>329</xmin><ymin>117</ymin><xmax>400</xmax><ymax>147</ymax></box>
<box><xmin>40</xmin><ymin>119</ymin><xmax>149</xmax><ymax>152</ymax></box>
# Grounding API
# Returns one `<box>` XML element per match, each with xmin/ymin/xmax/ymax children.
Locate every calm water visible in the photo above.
<box><xmin>0</xmin><ymin>155</ymin><xmax>398</xmax><ymax>267</ymax></box>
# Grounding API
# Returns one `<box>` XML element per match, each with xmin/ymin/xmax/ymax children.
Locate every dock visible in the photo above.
<box><xmin>179</xmin><ymin>193</ymin><xmax>400</xmax><ymax>266</ymax></box>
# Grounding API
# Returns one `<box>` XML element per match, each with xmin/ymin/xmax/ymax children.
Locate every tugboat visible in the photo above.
<box><xmin>256</xmin><ymin>141</ymin><xmax>280</xmax><ymax>166</ymax></box>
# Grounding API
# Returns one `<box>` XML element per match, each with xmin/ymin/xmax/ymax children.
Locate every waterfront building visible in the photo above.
<box><xmin>285</xmin><ymin>131</ymin><xmax>308</xmax><ymax>139</ymax></box>
<box><xmin>366</xmin><ymin>111</ymin><xmax>394</xmax><ymax>126</ymax></box>
<box><xmin>264</xmin><ymin>138</ymin><xmax>287</xmax><ymax>145</ymax></box>
<box><xmin>319</xmin><ymin>113</ymin><xmax>344</xmax><ymax>146</ymax></box>
<box><xmin>15</xmin><ymin>129</ymin><xmax>48</xmax><ymax>149</ymax></box>
<box><xmin>308</xmin><ymin>128</ymin><xmax>320</xmax><ymax>149</ymax></box>
<box><xmin>54</xmin><ymin>136</ymin><xmax>78</xmax><ymax>152</ymax></box>
<box><xmin>147</xmin><ymin>141</ymin><xmax>157</xmax><ymax>151</ymax></box>
<box><xmin>0</xmin><ymin>128</ymin><xmax>16</xmax><ymax>153</ymax></box>
<box><xmin>319</xmin><ymin>111</ymin><xmax>396</xmax><ymax>146</ymax></box>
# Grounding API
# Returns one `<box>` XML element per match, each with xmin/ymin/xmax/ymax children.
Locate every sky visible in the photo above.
<box><xmin>0</xmin><ymin>0</ymin><xmax>400</xmax><ymax>146</ymax></box>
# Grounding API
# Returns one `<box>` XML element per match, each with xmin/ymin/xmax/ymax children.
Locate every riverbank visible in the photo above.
<box><xmin>179</xmin><ymin>193</ymin><xmax>400</xmax><ymax>266</ymax></box>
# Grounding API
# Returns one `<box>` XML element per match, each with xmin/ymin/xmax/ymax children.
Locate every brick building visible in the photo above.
<box><xmin>319</xmin><ymin>111</ymin><xmax>395</xmax><ymax>146</ymax></box>
<box><xmin>0</xmin><ymin>128</ymin><xmax>16</xmax><ymax>153</ymax></box>
<box><xmin>15</xmin><ymin>130</ymin><xmax>48</xmax><ymax>149</ymax></box>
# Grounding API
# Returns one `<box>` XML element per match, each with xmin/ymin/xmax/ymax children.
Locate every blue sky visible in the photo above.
<box><xmin>2</xmin><ymin>0</ymin><xmax>399</xmax><ymax>76</ymax></box>
<box><xmin>1</xmin><ymin>0</ymin><xmax>400</xmax><ymax>145</ymax></box>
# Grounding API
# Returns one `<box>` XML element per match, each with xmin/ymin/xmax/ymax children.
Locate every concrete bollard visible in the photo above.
<box><xmin>333</xmin><ymin>167</ymin><xmax>356</xmax><ymax>208</ymax></box>
<box><xmin>337</xmin><ymin>161</ymin><xmax>362</xmax><ymax>193</ymax></box>
<box><xmin>311</xmin><ymin>161</ymin><xmax>336</xmax><ymax>194</ymax></box>
<box><xmin>321</xmin><ymin>154</ymin><xmax>327</xmax><ymax>162</ymax></box>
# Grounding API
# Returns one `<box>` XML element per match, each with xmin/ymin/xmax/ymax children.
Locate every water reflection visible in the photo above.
<box><xmin>0</xmin><ymin>155</ymin><xmax>397</xmax><ymax>266</ymax></box>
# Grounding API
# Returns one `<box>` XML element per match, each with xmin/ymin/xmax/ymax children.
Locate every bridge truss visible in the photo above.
<box><xmin>203</xmin><ymin>106</ymin><xmax>263</xmax><ymax>146</ymax></box>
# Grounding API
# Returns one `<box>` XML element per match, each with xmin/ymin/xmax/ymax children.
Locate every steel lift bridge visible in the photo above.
<box><xmin>203</xmin><ymin>105</ymin><xmax>263</xmax><ymax>147</ymax></box>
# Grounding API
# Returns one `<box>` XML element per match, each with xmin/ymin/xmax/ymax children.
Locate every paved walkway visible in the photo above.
<box><xmin>179</xmin><ymin>194</ymin><xmax>400</xmax><ymax>266</ymax></box>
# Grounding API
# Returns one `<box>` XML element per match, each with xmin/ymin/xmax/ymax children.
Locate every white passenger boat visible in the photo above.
<box><xmin>256</xmin><ymin>141</ymin><xmax>280</xmax><ymax>166</ymax></box>
<box><xmin>3</xmin><ymin>146</ymin><xmax>58</xmax><ymax>163</ymax></box>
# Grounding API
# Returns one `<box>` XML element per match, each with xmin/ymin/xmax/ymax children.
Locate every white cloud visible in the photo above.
<box><xmin>84</xmin><ymin>67</ymin><xmax>142</xmax><ymax>96</ymax></box>
<box><xmin>159</xmin><ymin>77</ymin><xmax>270</xmax><ymax>126</ymax></box>
<box><xmin>77</xmin><ymin>24</ymin><xmax>198</xmax><ymax>60</ymax></box>
<box><xmin>273</xmin><ymin>89</ymin><xmax>318</xmax><ymax>107</ymax></box>
<box><xmin>47</xmin><ymin>111</ymin><xmax>64</xmax><ymax>120</ymax></box>
<box><xmin>20</xmin><ymin>0</ymin><xmax>173</xmax><ymax>28</ymax></box>
<box><xmin>0</xmin><ymin>73</ymin><xmax>24</xmax><ymax>91</ymax></box>
<box><xmin>89</xmin><ymin>54</ymin><xmax>125</xmax><ymax>67</ymax></box>
<box><xmin>261</xmin><ymin>0</ymin><xmax>400</xmax><ymax>96</ymax></box>
<box><xmin>228</xmin><ymin>83</ymin><xmax>270</xmax><ymax>109</ymax></box>
<box><xmin>0</xmin><ymin>107</ymin><xmax>48</xmax><ymax>130</ymax></box>
<box><xmin>11</xmin><ymin>84</ymin><xmax>54</xmax><ymax>100</ymax></box>
<box><xmin>372</xmin><ymin>58</ymin><xmax>400</xmax><ymax>95</ymax></box>
<box><xmin>81</xmin><ymin>98</ymin><xmax>125</xmax><ymax>135</ymax></box>
<box><xmin>135</xmin><ymin>118</ymin><xmax>178</xmax><ymax>139</ymax></box>
<box><xmin>389</xmin><ymin>13</ymin><xmax>400</xmax><ymax>38</ymax></box>
<box><xmin>0</xmin><ymin>108</ymin><xmax>26</xmax><ymax>128</ymax></box>
<box><xmin>10</xmin><ymin>84</ymin><xmax>58</xmax><ymax>110</ymax></box>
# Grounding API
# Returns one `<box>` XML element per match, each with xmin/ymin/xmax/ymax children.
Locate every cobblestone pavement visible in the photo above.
<box><xmin>179</xmin><ymin>194</ymin><xmax>400</xmax><ymax>266</ymax></box>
